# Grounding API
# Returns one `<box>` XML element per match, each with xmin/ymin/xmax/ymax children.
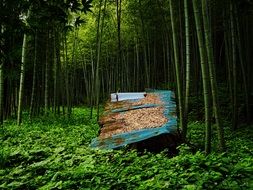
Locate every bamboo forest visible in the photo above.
<box><xmin>1</xmin><ymin>0</ymin><xmax>253</xmax><ymax>189</ymax></box>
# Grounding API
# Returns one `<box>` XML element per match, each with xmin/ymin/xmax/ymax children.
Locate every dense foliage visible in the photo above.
<box><xmin>1</xmin><ymin>108</ymin><xmax>252</xmax><ymax>189</ymax></box>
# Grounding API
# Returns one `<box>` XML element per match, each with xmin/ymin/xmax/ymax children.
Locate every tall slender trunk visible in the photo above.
<box><xmin>116</xmin><ymin>0</ymin><xmax>122</xmax><ymax>88</ymax></box>
<box><xmin>234</xmin><ymin>6</ymin><xmax>250</xmax><ymax>123</ymax></box>
<box><xmin>223</xmin><ymin>13</ymin><xmax>233</xmax><ymax>120</ymax></box>
<box><xmin>67</xmin><ymin>28</ymin><xmax>79</xmax><ymax>117</ymax></box>
<box><xmin>95</xmin><ymin>0</ymin><xmax>102</xmax><ymax>119</ymax></box>
<box><xmin>192</xmin><ymin>0</ymin><xmax>211</xmax><ymax>154</ymax></box>
<box><xmin>44</xmin><ymin>30</ymin><xmax>49</xmax><ymax>114</ymax></box>
<box><xmin>178</xmin><ymin>0</ymin><xmax>185</xmax><ymax>94</ymax></box>
<box><xmin>81</xmin><ymin>54</ymin><xmax>90</xmax><ymax>104</ymax></box>
<box><xmin>183</xmin><ymin>0</ymin><xmax>190</xmax><ymax>138</ymax></box>
<box><xmin>139</xmin><ymin>0</ymin><xmax>149</xmax><ymax>88</ymax></box>
<box><xmin>230</xmin><ymin>2</ymin><xmax>238</xmax><ymax>130</ymax></box>
<box><xmin>53</xmin><ymin>29</ymin><xmax>58</xmax><ymax>114</ymax></box>
<box><xmin>202</xmin><ymin>0</ymin><xmax>225</xmax><ymax>151</ymax></box>
<box><xmin>153</xmin><ymin>40</ymin><xmax>157</xmax><ymax>87</ymax></box>
<box><xmin>29</xmin><ymin>30</ymin><xmax>38</xmax><ymax>119</ymax></box>
<box><xmin>17</xmin><ymin>11</ymin><xmax>30</xmax><ymax>125</ymax></box>
<box><xmin>63</xmin><ymin>34</ymin><xmax>71</xmax><ymax>117</ymax></box>
<box><xmin>90</xmin><ymin>49</ymin><xmax>95</xmax><ymax>118</ymax></box>
<box><xmin>162</xmin><ymin>36</ymin><xmax>167</xmax><ymax>85</ymax></box>
<box><xmin>136</xmin><ymin>39</ymin><xmax>140</xmax><ymax>91</ymax></box>
<box><xmin>169</xmin><ymin>0</ymin><xmax>185</xmax><ymax>137</ymax></box>
<box><xmin>95</xmin><ymin>0</ymin><xmax>107</xmax><ymax>120</ymax></box>
<box><xmin>126</xmin><ymin>49</ymin><xmax>130</xmax><ymax>91</ymax></box>
<box><xmin>166</xmin><ymin>35</ymin><xmax>171</xmax><ymax>89</ymax></box>
<box><xmin>56</xmin><ymin>33</ymin><xmax>62</xmax><ymax>114</ymax></box>
<box><xmin>244</xmin><ymin>16</ymin><xmax>251</xmax><ymax>95</ymax></box>
<box><xmin>0</xmin><ymin>24</ymin><xmax>4</xmax><ymax>125</ymax></box>
<box><xmin>90</xmin><ymin>0</ymin><xmax>103</xmax><ymax>119</ymax></box>
<box><xmin>0</xmin><ymin>63</ymin><xmax>3</xmax><ymax>125</ymax></box>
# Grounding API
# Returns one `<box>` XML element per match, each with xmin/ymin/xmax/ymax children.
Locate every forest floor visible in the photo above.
<box><xmin>0</xmin><ymin>107</ymin><xmax>253</xmax><ymax>189</ymax></box>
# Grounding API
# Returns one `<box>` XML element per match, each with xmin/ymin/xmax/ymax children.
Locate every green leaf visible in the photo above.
<box><xmin>82</xmin><ymin>0</ymin><xmax>93</xmax><ymax>14</ymax></box>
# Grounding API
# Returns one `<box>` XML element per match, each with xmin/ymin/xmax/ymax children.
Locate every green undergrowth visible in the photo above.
<box><xmin>1</xmin><ymin>108</ymin><xmax>253</xmax><ymax>189</ymax></box>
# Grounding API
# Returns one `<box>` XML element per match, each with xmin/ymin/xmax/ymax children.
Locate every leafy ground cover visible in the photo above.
<box><xmin>0</xmin><ymin>108</ymin><xmax>253</xmax><ymax>189</ymax></box>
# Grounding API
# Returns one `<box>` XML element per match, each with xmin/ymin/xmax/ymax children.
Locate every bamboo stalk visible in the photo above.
<box><xmin>192</xmin><ymin>0</ymin><xmax>212</xmax><ymax>154</ymax></box>
<box><xmin>202</xmin><ymin>0</ymin><xmax>225</xmax><ymax>151</ymax></box>
<box><xmin>169</xmin><ymin>0</ymin><xmax>185</xmax><ymax>137</ymax></box>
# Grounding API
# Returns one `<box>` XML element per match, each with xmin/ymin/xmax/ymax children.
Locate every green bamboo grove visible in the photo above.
<box><xmin>1</xmin><ymin>0</ymin><xmax>253</xmax><ymax>154</ymax></box>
